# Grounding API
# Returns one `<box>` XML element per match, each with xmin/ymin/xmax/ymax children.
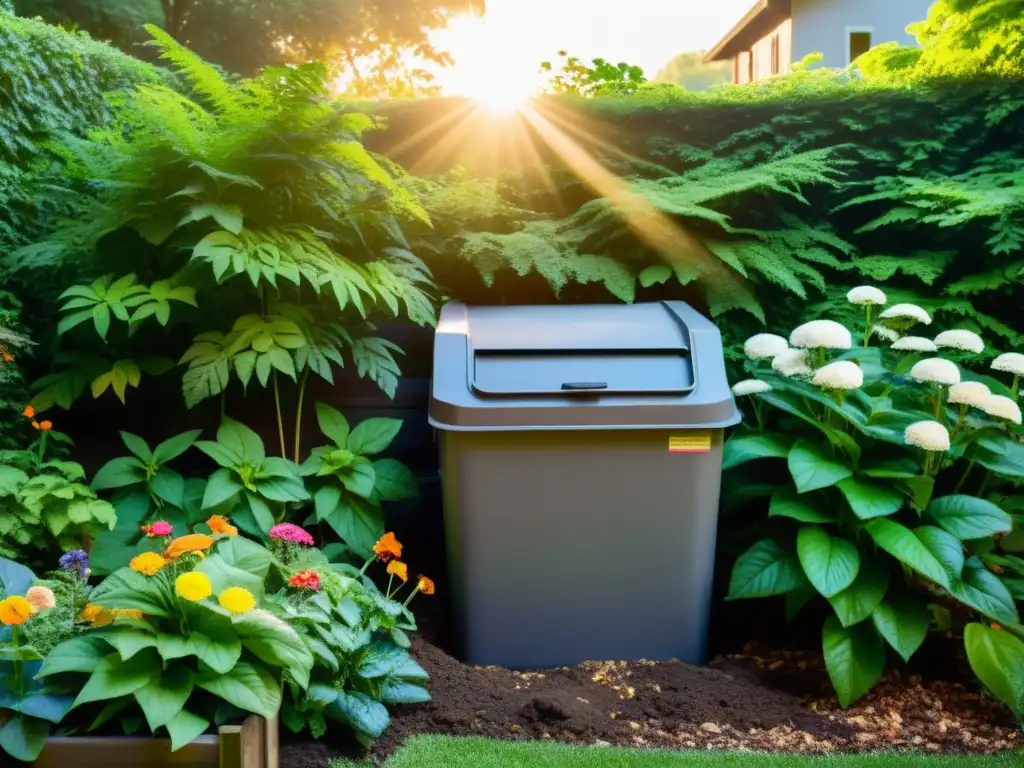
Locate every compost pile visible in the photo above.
<box><xmin>280</xmin><ymin>639</ymin><xmax>1020</xmax><ymax>767</ymax></box>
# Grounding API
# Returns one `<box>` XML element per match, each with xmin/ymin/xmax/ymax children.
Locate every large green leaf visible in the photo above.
<box><xmin>871</xmin><ymin>592</ymin><xmax>930</xmax><ymax>663</ymax></box>
<box><xmin>0</xmin><ymin>714</ymin><xmax>49</xmax><ymax>762</ymax></box>
<box><xmin>91</xmin><ymin>456</ymin><xmax>147</xmax><ymax>491</ymax></box>
<box><xmin>214</xmin><ymin>536</ymin><xmax>273</xmax><ymax>583</ymax></box>
<box><xmin>328</xmin><ymin>691</ymin><xmax>391</xmax><ymax>740</ymax></box>
<box><xmin>864</xmin><ymin>519</ymin><xmax>950</xmax><ymax>588</ymax></box>
<box><xmin>234</xmin><ymin>613</ymin><xmax>314</xmax><ymax>689</ymax></box>
<box><xmin>372</xmin><ymin>459</ymin><xmax>418</xmax><ymax>502</ymax></box>
<box><xmin>914</xmin><ymin>525</ymin><xmax>965</xmax><ymax>581</ymax></box>
<box><xmin>768</xmin><ymin>489</ymin><xmax>836</xmax><ymax>523</ymax></box>
<box><xmin>964</xmin><ymin>623</ymin><xmax>1024</xmax><ymax>717</ymax></box>
<box><xmin>788</xmin><ymin>440</ymin><xmax>852</xmax><ymax>493</ymax></box>
<box><xmin>190</xmin><ymin>631</ymin><xmax>242</xmax><ymax>675</ymax></box>
<box><xmin>165</xmin><ymin>709</ymin><xmax>210</xmax><ymax>751</ymax></box>
<box><xmin>216</xmin><ymin>418</ymin><xmax>265</xmax><ymax>461</ymax></box>
<box><xmin>322</xmin><ymin>496</ymin><xmax>385</xmax><ymax>559</ymax></box>
<box><xmin>950</xmin><ymin>557</ymin><xmax>1020</xmax><ymax>625</ymax></box>
<box><xmin>14</xmin><ymin>692</ymin><xmax>75</xmax><ymax>724</ymax></box>
<box><xmin>797</xmin><ymin>527</ymin><xmax>861</xmax><ymax>599</ymax></box>
<box><xmin>357</xmin><ymin>641</ymin><xmax>409</xmax><ymax>679</ymax></box>
<box><xmin>726</xmin><ymin>538</ymin><xmax>805</xmax><ymax>600</ymax></box>
<box><xmin>837</xmin><ymin>477</ymin><xmax>903</xmax><ymax>520</ymax></box>
<box><xmin>722</xmin><ymin>433</ymin><xmax>790</xmax><ymax>470</ymax></box>
<box><xmin>106</xmin><ymin>629</ymin><xmax>158</xmax><ymax>661</ymax></box>
<box><xmin>152</xmin><ymin>429</ymin><xmax>203</xmax><ymax>465</ymax></box>
<box><xmin>134</xmin><ymin>665</ymin><xmax>194</xmax><ymax>731</ymax></box>
<box><xmin>925</xmin><ymin>495</ymin><xmax>1013</xmax><ymax>540</ymax></box>
<box><xmin>196</xmin><ymin>554</ymin><xmax>264</xmax><ymax>600</ymax></box>
<box><xmin>195</xmin><ymin>661</ymin><xmax>281</xmax><ymax>718</ymax></box>
<box><xmin>0</xmin><ymin>557</ymin><xmax>35</xmax><ymax>597</ymax></box>
<box><xmin>38</xmin><ymin>636</ymin><xmax>112</xmax><ymax>677</ymax></box>
<box><xmin>315</xmin><ymin>403</ymin><xmax>351</xmax><ymax>446</ymax></box>
<box><xmin>828</xmin><ymin>557</ymin><xmax>889</xmax><ymax>628</ymax></box>
<box><xmin>822</xmin><ymin>616</ymin><xmax>885</xmax><ymax>708</ymax></box>
<box><xmin>73</xmin><ymin>649</ymin><xmax>162</xmax><ymax>708</ymax></box>
<box><xmin>347</xmin><ymin>418</ymin><xmax>402</xmax><ymax>456</ymax></box>
<box><xmin>379</xmin><ymin>679</ymin><xmax>431</xmax><ymax>705</ymax></box>
<box><xmin>89</xmin><ymin>568</ymin><xmax>175</xmax><ymax>617</ymax></box>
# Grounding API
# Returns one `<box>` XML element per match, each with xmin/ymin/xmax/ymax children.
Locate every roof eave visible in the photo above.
<box><xmin>704</xmin><ymin>0</ymin><xmax>790</xmax><ymax>63</ymax></box>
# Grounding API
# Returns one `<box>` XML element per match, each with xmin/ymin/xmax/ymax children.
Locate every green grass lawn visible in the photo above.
<box><xmin>331</xmin><ymin>736</ymin><xmax>1023</xmax><ymax>768</ymax></box>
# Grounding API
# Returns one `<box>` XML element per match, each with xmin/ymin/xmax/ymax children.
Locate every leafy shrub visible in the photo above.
<box><xmin>0</xmin><ymin>13</ymin><xmax>160</xmax><ymax>254</ymax></box>
<box><xmin>723</xmin><ymin>289</ymin><xmax>1023</xmax><ymax>707</ymax></box>
<box><xmin>965</xmin><ymin>622</ymin><xmax>1024</xmax><ymax>724</ymax></box>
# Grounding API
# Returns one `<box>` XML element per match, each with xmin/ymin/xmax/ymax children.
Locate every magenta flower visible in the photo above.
<box><xmin>268</xmin><ymin>523</ymin><xmax>314</xmax><ymax>546</ymax></box>
<box><xmin>142</xmin><ymin>520</ymin><xmax>173</xmax><ymax>537</ymax></box>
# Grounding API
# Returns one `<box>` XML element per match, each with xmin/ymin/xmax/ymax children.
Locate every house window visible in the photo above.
<box><xmin>770</xmin><ymin>33</ymin><xmax>781</xmax><ymax>75</ymax></box>
<box><xmin>847</xmin><ymin>29</ymin><xmax>873</xmax><ymax>64</ymax></box>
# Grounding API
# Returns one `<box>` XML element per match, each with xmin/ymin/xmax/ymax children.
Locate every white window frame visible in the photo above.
<box><xmin>845</xmin><ymin>25</ymin><xmax>875</xmax><ymax>65</ymax></box>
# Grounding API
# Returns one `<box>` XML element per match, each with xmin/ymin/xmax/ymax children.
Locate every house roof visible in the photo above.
<box><xmin>704</xmin><ymin>0</ymin><xmax>792</xmax><ymax>63</ymax></box>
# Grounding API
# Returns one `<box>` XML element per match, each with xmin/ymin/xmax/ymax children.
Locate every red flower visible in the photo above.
<box><xmin>288</xmin><ymin>569</ymin><xmax>321</xmax><ymax>591</ymax></box>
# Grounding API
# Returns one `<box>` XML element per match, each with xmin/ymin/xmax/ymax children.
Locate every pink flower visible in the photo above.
<box><xmin>268</xmin><ymin>523</ymin><xmax>314</xmax><ymax>546</ymax></box>
<box><xmin>142</xmin><ymin>520</ymin><xmax>173</xmax><ymax>537</ymax></box>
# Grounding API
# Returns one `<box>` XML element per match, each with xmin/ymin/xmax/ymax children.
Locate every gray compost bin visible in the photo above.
<box><xmin>429</xmin><ymin>301</ymin><xmax>740</xmax><ymax>669</ymax></box>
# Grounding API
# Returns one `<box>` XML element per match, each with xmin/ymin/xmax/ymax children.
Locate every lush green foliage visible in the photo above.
<box><xmin>724</xmin><ymin>301</ymin><xmax>1023</xmax><ymax>708</ymax></box>
<box><xmin>654</xmin><ymin>50</ymin><xmax>731</xmax><ymax>91</ymax></box>
<box><xmin>0</xmin><ymin>13</ymin><xmax>160</xmax><ymax>255</ymax></box>
<box><xmin>965</xmin><ymin>622</ymin><xmax>1024</xmax><ymax>723</ymax></box>
<box><xmin>540</xmin><ymin>51</ymin><xmax>647</xmax><ymax>97</ymax></box>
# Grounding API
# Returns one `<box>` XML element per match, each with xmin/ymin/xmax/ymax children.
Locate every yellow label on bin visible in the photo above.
<box><xmin>668</xmin><ymin>433</ymin><xmax>712</xmax><ymax>454</ymax></box>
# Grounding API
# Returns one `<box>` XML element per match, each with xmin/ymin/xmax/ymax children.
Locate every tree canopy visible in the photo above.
<box><xmin>654</xmin><ymin>50</ymin><xmax>730</xmax><ymax>91</ymax></box>
<box><xmin>14</xmin><ymin>0</ymin><xmax>484</xmax><ymax>77</ymax></box>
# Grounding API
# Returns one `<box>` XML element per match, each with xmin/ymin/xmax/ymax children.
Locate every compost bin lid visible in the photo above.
<box><xmin>429</xmin><ymin>301</ymin><xmax>740</xmax><ymax>431</ymax></box>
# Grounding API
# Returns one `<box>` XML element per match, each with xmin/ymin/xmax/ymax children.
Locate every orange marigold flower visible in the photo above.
<box><xmin>417</xmin><ymin>576</ymin><xmax>436</xmax><ymax>596</ymax></box>
<box><xmin>207</xmin><ymin>515</ymin><xmax>238</xmax><ymax>536</ymax></box>
<box><xmin>130</xmin><ymin>551</ymin><xmax>168</xmax><ymax>576</ymax></box>
<box><xmin>991</xmin><ymin>623</ymin><xmax>1003</xmax><ymax>631</ymax></box>
<box><xmin>386</xmin><ymin>560</ymin><xmax>408</xmax><ymax>583</ymax></box>
<box><xmin>22</xmin><ymin>405</ymin><xmax>34</xmax><ymax>418</ymax></box>
<box><xmin>0</xmin><ymin>596</ymin><xmax>35</xmax><ymax>625</ymax></box>
<box><xmin>164</xmin><ymin>533</ymin><xmax>215</xmax><ymax>559</ymax></box>
<box><xmin>39</xmin><ymin>421</ymin><xmax>52</xmax><ymax>432</ymax></box>
<box><xmin>31</xmin><ymin>420</ymin><xmax>40</xmax><ymax>430</ymax></box>
<box><xmin>373</xmin><ymin>532</ymin><xmax>403</xmax><ymax>562</ymax></box>
<box><xmin>288</xmin><ymin>569</ymin><xmax>321</xmax><ymax>591</ymax></box>
<box><xmin>79</xmin><ymin>603</ymin><xmax>114</xmax><ymax>626</ymax></box>
<box><xmin>2</xmin><ymin>352</ymin><xmax>13</xmax><ymax>363</ymax></box>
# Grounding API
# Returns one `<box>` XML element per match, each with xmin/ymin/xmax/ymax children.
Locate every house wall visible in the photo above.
<box><xmin>789</xmin><ymin>0</ymin><xmax>932</xmax><ymax>68</ymax></box>
<box><xmin>732</xmin><ymin>19</ymin><xmax>791</xmax><ymax>84</ymax></box>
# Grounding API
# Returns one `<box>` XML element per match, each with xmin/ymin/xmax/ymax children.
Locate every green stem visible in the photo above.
<box><xmin>293</xmin><ymin>370</ymin><xmax>310</xmax><ymax>464</ymax></box>
<box><xmin>359</xmin><ymin>558</ymin><xmax>374</xmax><ymax>576</ymax></box>
<box><xmin>951</xmin><ymin>404</ymin><xmax>967</xmax><ymax>439</ymax></box>
<box><xmin>386</xmin><ymin>574</ymin><xmax>394</xmax><ymax>598</ymax></box>
<box><xmin>933</xmin><ymin>387</ymin><xmax>945</xmax><ymax>423</ymax></box>
<box><xmin>817</xmin><ymin>348</ymin><xmax>826</xmax><ymax>368</ymax></box>
<box><xmin>752</xmin><ymin>399</ymin><xmax>764</xmax><ymax>432</ymax></box>
<box><xmin>953</xmin><ymin>452</ymin><xmax>976</xmax><ymax>493</ymax></box>
<box><xmin>978</xmin><ymin>471</ymin><xmax>991</xmax><ymax>499</ymax></box>
<box><xmin>863</xmin><ymin>305</ymin><xmax>873</xmax><ymax>348</ymax></box>
<box><xmin>272</xmin><ymin>373</ymin><xmax>286</xmax><ymax>458</ymax></box>
<box><xmin>37</xmin><ymin>432</ymin><xmax>46</xmax><ymax>463</ymax></box>
<box><xmin>403</xmin><ymin>586</ymin><xmax>421</xmax><ymax>608</ymax></box>
<box><xmin>1014</xmin><ymin>375</ymin><xmax>1020</xmax><ymax>400</ymax></box>
<box><xmin>11</xmin><ymin>625</ymin><xmax>23</xmax><ymax>695</ymax></box>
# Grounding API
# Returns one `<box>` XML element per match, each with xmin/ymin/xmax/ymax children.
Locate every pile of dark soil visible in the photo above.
<box><xmin>280</xmin><ymin>639</ymin><xmax>1021</xmax><ymax>767</ymax></box>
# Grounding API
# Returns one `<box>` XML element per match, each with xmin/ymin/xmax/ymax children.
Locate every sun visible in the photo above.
<box><xmin>462</xmin><ymin>73</ymin><xmax>537</xmax><ymax>113</ymax></box>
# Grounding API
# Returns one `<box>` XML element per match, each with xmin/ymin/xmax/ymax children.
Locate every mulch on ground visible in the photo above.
<box><xmin>280</xmin><ymin>639</ymin><xmax>1021</xmax><ymax>767</ymax></box>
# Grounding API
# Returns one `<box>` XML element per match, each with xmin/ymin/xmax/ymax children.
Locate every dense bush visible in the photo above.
<box><xmin>0</xmin><ymin>13</ymin><xmax>160</xmax><ymax>254</ymax></box>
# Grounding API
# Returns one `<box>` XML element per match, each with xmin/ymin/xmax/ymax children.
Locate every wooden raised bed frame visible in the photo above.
<box><xmin>31</xmin><ymin>715</ymin><xmax>278</xmax><ymax>768</ymax></box>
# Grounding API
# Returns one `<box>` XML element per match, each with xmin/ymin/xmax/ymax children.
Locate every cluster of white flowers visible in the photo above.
<box><xmin>980</xmin><ymin>394</ymin><xmax>1023</xmax><ymax>425</ymax></box>
<box><xmin>812</xmin><ymin>360</ymin><xmax>863</xmax><ymax>391</ymax></box>
<box><xmin>790</xmin><ymin>320</ymin><xmax>853</xmax><ymax>350</ymax></box>
<box><xmin>744</xmin><ymin>333</ymin><xmax>789</xmax><ymax>361</ymax></box>
<box><xmin>872</xmin><ymin>326</ymin><xmax>901</xmax><ymax>343</ymax></box>
<box><xmin>891</xmin><ymin>336</ymin><xmax>937</xmax><ymax>353</ymax></box>
<box><xmin>948</xmin><ymin>381</ymin><xmax>991</xmax><ymax>408</ymax></box>
<box><xmin>846</xmin><ymin>286</ymin><xmax>887</xmax><ymax>306</ymax></box>
<box><xmin>904</xmin><ymin>421</ymin><xmax>950</xmax><ymax>452</ymax></box>
<box><xmin>934</xmin><ymin>329</ymin><xmax>985</xmax><ymax>354</ymax></box>
<box><xmin>909</xmin><ymin>358</ymin><xmax>961</xmax><ymax>386</ymax></box>
<box><xmin>992</xmin><ymin>352</ymin><xmax>1024</xmax><ymax>376</ymax></box>
<box><xmin>880</xmin><ymin>303</ymin><xmax>932</xmax><ymax>326</ymax></box>
<box><xmin>732</xmin><ymin>379</ymin><xmax>773</xmax><ymax>397</ymax></box>
<box><xmin>772</xmin><ymin>348</ymin><xmax>812</xmax><ymax>377</ymax></box>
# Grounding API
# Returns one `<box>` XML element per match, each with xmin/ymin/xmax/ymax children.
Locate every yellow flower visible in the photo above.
<box><xmin>79</xmin><ymin>603</ymin><xmax>103</xmax><ymax>622</ymax></box>
<box><xmin>130</xmin><ymin>551</ymin><xmax>168</xmax><ymax>576</ymax></box>
<box><xmin>207</xmin><ymin>515</ymin><xmax>238</xmax><ymax>536</ymax></box>
<box><xmin>373</xmin><ymin>532</ymin><xmax>403</xmax><ymax>562</ymax></box>
<box><xmin>386</xmin><ymin>560</ymin><xmax>408</xmax><ymax>583</ymax></box>
<box><xmin>417</xmin><ymin>576</ymin><xmax>436</xmax><ymax>596</ymax></box>
<box><xmin>165</xmin><ymin>533</ymin><xmax>215</xmax><ymax>559</ymax></box>
<box><xmin>218</xmin><ymin>587</ymin><xmax>255</xmax><ymax>614</ymax></box>
<box><xmin>0</xmin><ymin>596</ymin><xmax>35</xmax><ymax>625</ymax></box>
<box><xmin>26</xmin><ymin>586</ymin><xmax>56</xmax><ymax>612</ymax></box>
<box><xmin>175</xmin><ymin>572</ymin><xmax>213</xmax><ymax>602</ymax></box>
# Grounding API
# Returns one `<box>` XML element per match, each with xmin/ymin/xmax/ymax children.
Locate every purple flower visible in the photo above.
<box><xmin>59</xmin><ymin>549</ymin><xmax>89</xmax><ymax>577</ymax></box>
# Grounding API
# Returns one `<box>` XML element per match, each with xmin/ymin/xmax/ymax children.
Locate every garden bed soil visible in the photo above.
<box><xmin>280</xmin><ymin>640</ymin><xmax>1021</xmax><ymax>767</ymax></box>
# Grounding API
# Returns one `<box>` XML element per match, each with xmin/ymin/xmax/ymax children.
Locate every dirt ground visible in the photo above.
<box><xmin>280</xmin><ymin>638</ymin><xmax>1021</xmax><ymax>767</ymax></box>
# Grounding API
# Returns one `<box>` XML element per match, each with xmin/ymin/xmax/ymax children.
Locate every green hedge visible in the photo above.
<box><xmin>0</xmin><ymin>13</ymin><xmax>160</xmax><ymax>253</ymax></box>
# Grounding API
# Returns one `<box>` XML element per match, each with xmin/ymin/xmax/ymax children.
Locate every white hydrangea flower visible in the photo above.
<box><xmin>744</xmin><ymin>333</ymin><xmax>789</xmax><ymax>361</ymax></box>
<box><xmin>871</xmin><ymin>326</ymin><xmax>901</xmax><ymax>343</ymax></box>
<box><xmin>909</xmin><ymin>358</ymin><xmax>961</xmax><ymax>386</ymax></box>
<box><xmin>732</xmin><ymin>379</ymin><xmax>773</xmax><ymax>397</ymax></box>
<box><xmin>847</xmin><ymin>286</ymin><xmax>887</xmax><ymax>306</ymax></box>
<box><xmin>879</xmin><ymin>303</ymin><xmax>932</xmax><ymax>326</ymax></box>
<box><xmin>934</xmin><ymin>330</ymin><xmax>984</xmax><ymax>354</ymax></box>
<box><xmin>812</xmin><ymin>361</ymin><xmax>864</xmax><ymax>391</ymax></box>
<box><xmin>772</xmin><ymin>348</ymin><xmax>812</xmax><ymax>377</ymax></box>
<box><xmin>947</xmin><ymin>381</ymin><xmax>991</xmax><ymax>408</ymax></box>
<box><xmin>992</xmin><ymin>353</ymin><xmax>1024</xmax><ymax>377</ymax></box>
<box><xmin>981</xmin><ymin>395</ymin><xmax>1023</xmax><ymax>425</ymax></box>
<box><xmin>891</xmin><ymin>336</ymin><xmax>938</xmax><ymax>353</ymax></box>
<box><xmin>904</xmin><ymin>421</ymin><xmax>950</xmax><ymax>452</ymax></box>
<box><xmin>789</xmin><ymin>320</ymin><xmax>853</xmax><ymax>350</ymax></box>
